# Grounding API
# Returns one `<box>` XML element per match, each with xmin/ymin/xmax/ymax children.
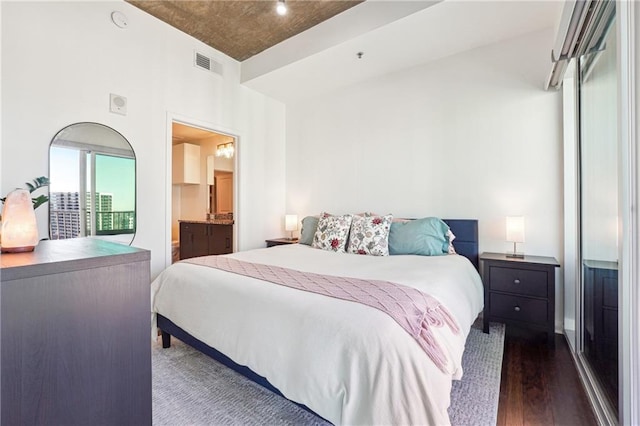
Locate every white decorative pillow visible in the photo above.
<box><xmin>312</xmin><ymin>213</ymin><xmax>353</xmax><ymax>253</ymax></box>
<box><xmin>347</xmin><ymin>213</ymin><xmax>393</xmax><ymax>256</ymax></box>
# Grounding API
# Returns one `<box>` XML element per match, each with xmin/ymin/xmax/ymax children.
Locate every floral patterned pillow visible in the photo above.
<box><xmin>312</xmin><ymin>213</ymin><xmax>353</xmax><ymax>253</ymax></box>
<box><xmin>347</xmin><ymin>213</ymin><xmax>393</xmax><ymax>256</ymax></box>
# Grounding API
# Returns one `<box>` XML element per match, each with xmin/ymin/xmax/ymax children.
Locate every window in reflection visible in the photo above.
<box><xmin>49</xmin><ymin>146</ymin><xmax>82</xmax><ymax>239</ymax></box>
<box><xmin>49</xmin><ymin>122</ymin><xmax>136</xmax><ymax>245</ymax></box>
<box><xmin>93</xmin><ymin>154</ymin><xmax>135</xmax><ymax>235</ymax></box>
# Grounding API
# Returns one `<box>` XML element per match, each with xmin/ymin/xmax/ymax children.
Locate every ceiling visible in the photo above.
<box><xmin>242</xmin><ymin>1</ymin><xmax>564</xmax><ymax>103</ymax></box>
<box><xmin>126</xmin><ymin>0</ymin><xmax>362</xmax><ymax>62</ymax></box>
<box><xmin>127</xmin><ymin>1</ymin><xmax>563</xmax><ymax>104</ymax></box>
<box><xmin>172</xmin><ymin>122</ymin><xmax>214</xmax><ymax>141</ymax></box>
<box><xmin>172</xmin><ymin>122</ymin><xmax>232</xmax><ymax>145</ymax></box>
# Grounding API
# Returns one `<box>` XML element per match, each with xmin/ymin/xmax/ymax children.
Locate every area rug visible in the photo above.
<box><xmin>449</xmin><ymin>321</ymin><xmax>505</xmax><ymax>425</ymax></box>
<box><xmin>152</xmin><ymin>321</ymin><xmax>505</xmax><ymax>425</ymax></box>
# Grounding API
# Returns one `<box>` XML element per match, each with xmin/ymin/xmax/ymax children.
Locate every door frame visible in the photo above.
<box><xmin>618</xmin><ymin>2</ymin><xmax>639</xmax><ymax>424</ymax></box>
<box><xmin>165</xmin><ymin>112</ymin><xmax>240</xmax><ymax>268</ymax></box>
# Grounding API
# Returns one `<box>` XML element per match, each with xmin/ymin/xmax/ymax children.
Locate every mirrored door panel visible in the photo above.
<box><xmin>578</xmin><ymin>14</ymin><xmax>619</xmax><ymax>415</ymax></box>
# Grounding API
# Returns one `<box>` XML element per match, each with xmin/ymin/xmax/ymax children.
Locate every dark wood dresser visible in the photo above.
<box><xmin>481</xmin><ymin>252</ymin><xmax>560</xmax><ymax>344</ymax></box>
<box><xmin>583</xmin><ymin>259</ymin><xmax>618</xmax><ymax>406</ymax></box>
<box><xmin>0</xmin><ymin>238</ymin><xmax>151</xmax><ymax>425</ymax></box>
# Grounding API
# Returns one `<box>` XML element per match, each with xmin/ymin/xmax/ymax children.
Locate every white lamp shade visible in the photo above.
<box><xmin>506</xmin><ymin>216</ymin><xmax>525</xmax><ymax>243</ymax></box>
<box><xmin>1</xmin><ymin>189</ymin><xmax>39</xmax><ymax>252</ymax></box>
<box><xmin>285</xmin><ymin>214</ymin><xmax>298</xmax><ymax>232</ymax></box>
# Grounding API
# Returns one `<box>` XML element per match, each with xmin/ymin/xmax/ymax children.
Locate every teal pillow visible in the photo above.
<box><xmin>388</xmin><ymin>217</ymin><xmax>450</xmax><ymax>256</ymax></box>
<box><xmin>299</xmin><ymin>216</ymin><xmax>319</xmax><ymax>245</ymax></box>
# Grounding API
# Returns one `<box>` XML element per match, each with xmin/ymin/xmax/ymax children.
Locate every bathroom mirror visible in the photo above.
<box><xmin>49</xmin><ymin>122</ymin><xmax>136</xmax><ymax>245</ymax></box>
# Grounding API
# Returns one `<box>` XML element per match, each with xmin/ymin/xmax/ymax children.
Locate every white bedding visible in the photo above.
<box><xmin>151</xmin><ymin>244</ymin><xmax>484</xmax><ymax>425</ymax></box>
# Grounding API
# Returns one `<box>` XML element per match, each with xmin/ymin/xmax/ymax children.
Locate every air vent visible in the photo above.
<box><xmin>194</xmin><ymin>51</ymin><xmax>223</xmax><ymax>76</ymax></box>
<box><xmin>195</xmin><ymin>52</ymin><xmax>210</xmax><ymax>70</ymax></box>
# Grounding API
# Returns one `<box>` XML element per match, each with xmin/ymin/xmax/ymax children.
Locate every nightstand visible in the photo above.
<box><xmin>480</xmin><ymin>252</ymin><xmax>560</xmax><ymax>344</ymax></box>
<box><xmin>265</xmin><ymin>238</ymin><xmax>299</xmax><ymax>248</ymax></box>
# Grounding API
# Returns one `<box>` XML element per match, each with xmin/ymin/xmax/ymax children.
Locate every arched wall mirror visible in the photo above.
<box><xmin>48</xmin><ymin>122</ymin><xmax>136</xmax><ymax>245</ymax></box>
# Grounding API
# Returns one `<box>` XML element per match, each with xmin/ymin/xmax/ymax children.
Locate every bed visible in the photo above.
<box><xmin>152</xmin><ymin>219</ymin><xmax>483</xmax><ymax>425</ymax></box>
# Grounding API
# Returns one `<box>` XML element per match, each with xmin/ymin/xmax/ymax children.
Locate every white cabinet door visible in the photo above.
<box><xmin>172</xmin><ymin>143</ymin><xmax>200</xmax><ymax>184</ymax></box>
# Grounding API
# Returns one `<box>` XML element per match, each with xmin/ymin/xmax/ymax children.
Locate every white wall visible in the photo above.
<box><xmin>285</xmin><ymin>28</ymin><xmax>565</xmax><ymax>328</ymax></box>
<box><xmin>1</xmin><ymin>1</ymin><xmax>286</xmax><ymax>278</ymax></box>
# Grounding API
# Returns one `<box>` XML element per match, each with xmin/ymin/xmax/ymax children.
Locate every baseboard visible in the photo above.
<box><xmin>564</xmin><ymin>328</ymin><xmax>576</xmax><ymax>353</ymax></box>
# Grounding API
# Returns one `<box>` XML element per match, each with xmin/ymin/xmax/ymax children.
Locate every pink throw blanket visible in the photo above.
<box><xmin>184</xmin><ymin>256</ymin><xmax>460</xmax><ymax>373</ymax></box>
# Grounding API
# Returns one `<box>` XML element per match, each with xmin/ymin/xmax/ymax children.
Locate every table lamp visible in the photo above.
<box><xmin>506</xmin><ymin>216</ymin><xmax>525</xmax><ymax>258</ymax></box>
<box><xmin>285</xmin><ymin>214</ymin><xmax>298</xmax><ymax>240</ymax></box>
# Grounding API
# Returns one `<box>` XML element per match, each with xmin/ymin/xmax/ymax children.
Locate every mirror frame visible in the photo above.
<box><xmin>48</xmin><ymin>122</ymin><xmax>137</xmax><ymax>245</ymax></box>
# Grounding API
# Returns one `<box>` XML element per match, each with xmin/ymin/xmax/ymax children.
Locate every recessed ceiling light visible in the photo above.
<box><xmin>276</xmin><ymin>0</ymin><xmax>287</xmax><ymax>16</ymax></box>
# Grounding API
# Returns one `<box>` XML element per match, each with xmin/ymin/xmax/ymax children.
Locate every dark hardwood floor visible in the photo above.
<box><xmin>497</xmin><ymin>328</ymin><xmax>597</xmax><ymax>426</ymax></box>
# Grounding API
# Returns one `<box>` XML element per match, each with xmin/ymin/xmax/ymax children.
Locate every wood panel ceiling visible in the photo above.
<box><xmin>126</xmin><ymin>1</ymin><xmax>363</xmax><ymax>62</ymax></box>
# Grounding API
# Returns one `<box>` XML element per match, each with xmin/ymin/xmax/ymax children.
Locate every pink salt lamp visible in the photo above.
<box><xmin>1</xmin><ymin>189</ymin><xmax>39</xmax><ymax>253</ymax></box>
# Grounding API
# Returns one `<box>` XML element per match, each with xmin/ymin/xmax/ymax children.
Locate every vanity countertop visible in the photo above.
<box><xmin>179</xmin><ymin>219</ymin><xmax>234</xmax><ymax>225</ymax></box>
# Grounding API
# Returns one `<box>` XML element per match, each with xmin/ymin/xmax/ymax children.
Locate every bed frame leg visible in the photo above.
<box><xmin>161</xmin><ymin>330</ymin><xmax>171</xmax><ymax>348</ymax></box>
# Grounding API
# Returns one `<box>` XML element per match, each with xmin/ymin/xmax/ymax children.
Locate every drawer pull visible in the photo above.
<box><xmin>514</xmin><ymin>279</ymin><xmax>521</xmax><ymax>284</ymax></box>
<box><xmin>514</xmin><ymin>306</ymin><xmax>521</xmax><ymax>312</ymax></box>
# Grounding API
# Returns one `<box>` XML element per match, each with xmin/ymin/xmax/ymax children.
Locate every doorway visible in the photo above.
<box><xmin>210</xmin><ymin>171</ymin><xmax>233</xmax><ymax>215</ymax></box>
<box><xmin>169</xmin><ymin>120</ymin><xmax>237</xmax><ymax>263</ymax></box>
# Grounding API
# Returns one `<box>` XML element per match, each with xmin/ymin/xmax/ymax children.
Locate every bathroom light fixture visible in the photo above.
<box><xmin>285</xmin><ymin>214</ymin><xmax>298</xmax><ymax>240</ymax></box>
<box><xmin>215</xmin><ymin>142</ymin><xmax>234</xmax><ymax>158</ymax></box>
<box><xmin>276</xmin><ymin>0</ymin><xmax>287</xmax><ymax>16</ymax></box>
<box><xmin>506</xmin><ymin>216</ymin><xmax>525</xmax><ymax>258</ymax></box>
<box><xmin>1</xmin><ymin>189</ymin><xmax>39</xmax><ymax>253</ymax></box>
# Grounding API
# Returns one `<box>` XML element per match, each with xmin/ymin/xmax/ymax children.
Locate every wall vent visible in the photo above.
<box><xmin>194</xmin><ymin>51</ymin><xmax>223</xmax><ymax>76</ymax></box>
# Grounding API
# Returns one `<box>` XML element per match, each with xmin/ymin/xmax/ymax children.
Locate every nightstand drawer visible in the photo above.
<box><xmin>490</xmin><ymin>266</ymin><xmax>548</xmax><ymax>297</ymax></box>
<box><xmin>490</xmin><ymin>293</ymin><xmax>548</xmax><ymax>325</ymax></box>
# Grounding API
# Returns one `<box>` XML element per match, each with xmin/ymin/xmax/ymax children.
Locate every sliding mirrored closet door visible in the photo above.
<box><xmin>578</xmin><ymin>6</ymin><xmax>619</xmax><ymax>418</ymax></box>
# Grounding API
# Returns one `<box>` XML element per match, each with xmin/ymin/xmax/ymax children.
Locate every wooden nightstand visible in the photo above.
<box><xmin>265</xmin><ymin>238</ymin><xmax>299</xmax><ymax>248</ymax></box>
<box><xmin>480</xmin><ymin>252</ymin><xmax>560</xmax><ymax>344</ymax></box>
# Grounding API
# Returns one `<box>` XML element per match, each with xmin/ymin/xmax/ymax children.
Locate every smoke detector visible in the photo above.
<box><xmin>111</xmin><ymin>11</ymin><xmax>128</xmax><ymax>29</ymax></box>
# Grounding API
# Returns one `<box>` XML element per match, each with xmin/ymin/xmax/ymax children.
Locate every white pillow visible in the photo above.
<box><xmin>447</xmin><ymin>229</ymin><xmax>457</xmax><ymax>254</ymax></box>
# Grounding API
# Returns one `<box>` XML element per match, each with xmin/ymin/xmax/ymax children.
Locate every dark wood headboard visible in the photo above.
<box><xmin>443</xmin><ymin>219</ymin><xmax>479</xmax><ymax>271</ymax></box>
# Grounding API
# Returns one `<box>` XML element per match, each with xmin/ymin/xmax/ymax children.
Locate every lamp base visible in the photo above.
<box><xmin>1</xmin><ymin>245</ymin><xmax>35</xmax><ymax>253</ymax></box>
<box><xmin>506</xmin><ymin>252</ymin><xmax>525</xmax><ymax>259</ymax></box>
